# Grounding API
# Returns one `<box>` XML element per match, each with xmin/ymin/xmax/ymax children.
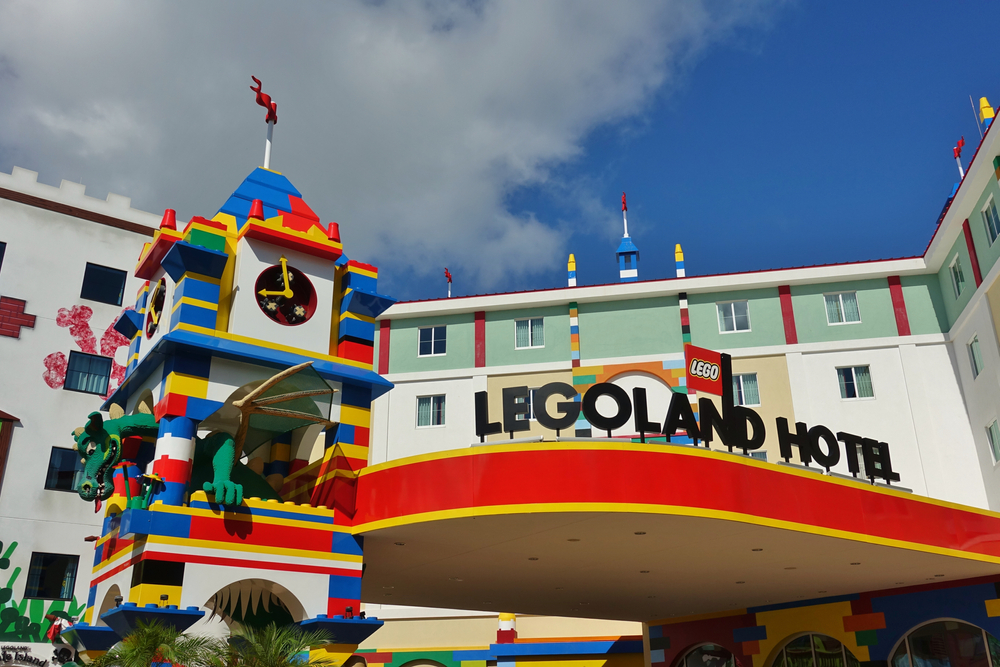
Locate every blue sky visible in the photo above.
<box><xmin>495</xmin><ymin>3</ymin><xmax>1000</xmax><ymax>298</ymax></box>
<box><xmin>2</xmin><ymin>2</ymin><xmax>998</xmax><ymax>304</ymax></box>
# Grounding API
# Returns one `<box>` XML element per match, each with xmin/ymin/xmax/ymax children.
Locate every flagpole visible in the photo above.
<box><xmin>971</xmin><ymin>95</ymin><xmax>984</xmax><ymax>140</ymax></box>
<box><xmin>264</xmin><ymin>120</ymin><xmax>274</xmax><ymax>170</ymax></box>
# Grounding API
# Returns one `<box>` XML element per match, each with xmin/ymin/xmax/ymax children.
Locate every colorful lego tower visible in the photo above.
<box><xmin>617</xmin><ymin>192</ymin><xmax>638</xmax><ymax>282</ymax></box>
<box><xmin>65</xmin><ymin>84</ymin><xmax>394</xmax><ymax>661</ymax></box>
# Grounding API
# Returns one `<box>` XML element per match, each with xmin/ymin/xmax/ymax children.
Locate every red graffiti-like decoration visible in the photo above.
<box><xmin>43</xmin><ymin>306</ymin><xmax>132</xmax><ymax>398</ymax></box>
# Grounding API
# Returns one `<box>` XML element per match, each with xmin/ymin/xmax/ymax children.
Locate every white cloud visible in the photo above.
<box><xmin>0</xmin><ymin>0</ymin><xmax>782</xmax><ymax>297</ymax></box>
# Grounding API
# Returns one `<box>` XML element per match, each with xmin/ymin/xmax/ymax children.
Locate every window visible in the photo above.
<box><xmin>45</xmin><ymin>448</ymin><xmax>85</xmax><ymax>492</ymax></box>
<box><xmin>985</xmin><ymin>198</ymin><xmax>1000</xmax><ymax>245</ymax></box>
<box><xmin>678</xmin><ymin>645</ymin><xmax>734</xmax><ymax>667</ymax></box>
<box><xmin>418</xmin><ymin>326</ymin><xmax>446</xmax><ymax>357</ymax></box>
<box><xmin>416</xmin><ymin>395</ymin><xmax>445</xmax><ymax>427</ymax></box>
<box><xmin>0</xmin><ymin>241</ymin><xmax>6</xmax><ymax>274</ymax></box>
<box><xmin>732</xmin><ymin>373</ymin><xmax>760</xmax><ymax>406</ymax></box>
<box><xmin>837</xmin><ymin>365</ymin><xmax>874</xmax><ymax>399</ymax></box>
<box><xmin>80</xmin><ymin>263</ymin><xmax>127</xmax><ymax>306</ymax></box>
<box><xmin>951</xmin><ymin>256</ymin><xmax>967</xmax><ymax>298</ymax></box>
<box><xmin>717</xmin><ymin>301</ymin><xmax>751</xmax><ymax>333</ymax></box>
<box><xmin>824</xmin><ymin>292</ymin><xmax>861</xmax><ymax>324</ymax></box>
<box><xmin>515</xmin><ymin>389</ymin><xmax>537</xmax><ymax>421</ymax></box>
<box><xmin>890</xmin><ymin>620</ymin><xmax>1000</xmax><ymax>667</ymax></box>
<box><xmin>64</xmin><ymin>351</ymin><xmax>112</xmax><ymax>395</ymax></box>
<box><xmin>969</xmin><ymin>336</ymin><xmax>985</xmax><ymax>379</ymax></box>
<box><xmin>515</xmin><ymin>318</ymin><xmax>544</xmax><ymax>349</ymax></box>
<box><xmin>988</xmin><ymin>420</ymin><xmax>1000</xmax><ymax>463</ymax></box>
<box><xmin>25</xmin><ymin>553</ymin><xmax>78</xmax><ymax>600</ymax></box>
<box><xmin>750</xmin><ymin>451</ymin><xmax>767</xmax><ymax>461</ymax></box>
<box><xmin>769</xmin><ymin>634</ymin><xmax>860</xmax><ymax>667</ymax></box>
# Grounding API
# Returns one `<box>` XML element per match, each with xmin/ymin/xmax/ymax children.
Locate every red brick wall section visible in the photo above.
<box><xmin>0</xmin><ymin>297</ymin><xmax>36</xmax><ymax>338</ymax></box>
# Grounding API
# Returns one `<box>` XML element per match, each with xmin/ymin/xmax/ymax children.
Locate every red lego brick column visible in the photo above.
<box><xmin>0</xmin><ymin>297</ymin><xmax>36</xmax><ymax>338</ymax></box>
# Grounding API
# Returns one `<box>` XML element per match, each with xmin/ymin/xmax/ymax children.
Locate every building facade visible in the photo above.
<box><xmin>3</xmin><ymin>96</ymin><xmax>1000</xmax><ymax>667</ymax></box>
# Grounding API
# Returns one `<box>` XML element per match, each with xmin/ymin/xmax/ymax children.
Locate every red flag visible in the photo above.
<box><xmin>444</xmin><ymin>268</ymin><xmax>452</xmax><ymax>283</ymax></box>
<box><xmin>954</xmin><ymin>136</ymin><xmax>965</xmax><ymax>158</ymax></box>
<box><xmin>621</xmin><ymin>192</ymin><xmax>627</xmax><ymax>212</ymax></box>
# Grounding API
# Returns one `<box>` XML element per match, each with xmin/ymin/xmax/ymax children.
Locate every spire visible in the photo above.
<box><xmin>567</xmin><ymin>254</ymin><xmax>577</xmax><ymax>287</ymax></box>
<box><xmin>616</xmin><ymin>191</ymin><xmax>638</xmax><ymax>282</ymax></box>
<box><xmin>675</xmin><ymin>244</ymin><xmax>685</xmax><ymax>278</ymax></box>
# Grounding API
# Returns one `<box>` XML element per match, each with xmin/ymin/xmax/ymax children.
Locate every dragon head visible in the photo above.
<box><xmin>72</xmin><ymin>411</ymin><xmax>122</xmax><ymax>502</ymax></box>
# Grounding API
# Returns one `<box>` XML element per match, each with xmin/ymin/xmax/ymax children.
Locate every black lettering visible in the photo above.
<box><xmin>632</xmin><ymin>387</ymin><xmax>661</xmax><ymax>442</ymax></box>
<box><xmin>662</xmin><ymin>392</ymin><xmax>700</xmax><ymax>445</ymax></box>
<box><xmin>474</xmin><ymin>391</ymin><xmax>502</xmax><ymax>441</ymax></box>
<box><xmin>729</xmin><ymin>406</ymin><xmax>766</xmax><ymax>454</ymax></box>
<box><xmin>533</xmin><ymin>382</ymin><xmax>580</xmax><ymax>432</ymax></box>
<box><xmin>581</xmin><ymin>383</ymin><xmax>632</xmax><ymax>434</ymax></box>
<box><xmin>808</xmin><ymin>425</ymin><xmax>840</xmax><ymax>470</ymax></box>
<box><xmin>502</xmin><ymin>386</ymin><xmax>532</xmax><ymax>435</ymax></box>
<box><xmin>777</xmin><ymin>417</ymin><xmax>810</xmax><ymax>464</ymax></box>
<box><xmin>861</xmin><ymin>438</ymin><xmax>901</xmax><ymax>484</ymax></box>
<box><xmin>698</xmin><ymin>398</ymin><xmax>733</xmax><ymax>450</ymax></box>
<box><xmin>837</xmin><ymin>432</ymin><xmax>864</xmax><ymax>476</ymax></box>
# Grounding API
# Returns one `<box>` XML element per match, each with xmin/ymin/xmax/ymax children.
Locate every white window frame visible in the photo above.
<box><xmin>514</xmin><ymin>318</ymin><xmax>545</xmax><ymax>349</ymax></box>
<box><xmin>416</xmin><ymin>394</ymin><xmax>446</xmax><ymax>428</ymax></box>
<box><xmin>732</xmin><ymin>373</ymin><xmax>761</xmax><ymax>407</ymax></box>
<box><xmin>968</xmin><ymin>335</ymin><xmax>985</xmax><ymax>380</ymax></box>
<box><xmin>987</xmin><ymin>419</ymin><xmax>1000</xmax><ymax>464</ymax></box>
<box><xmin>984</xmin><ymin>196</ymin><xmax>1000</xmax><ymax>246</ymax></box>
<box><xmin>837</xmin><ymin>365</ymin><xmax>876</xmax><ymax>401</ymax></box>
<box><xmin>417</xmin><ymin>325</ymin><xmax>447</xmax><ymax>357</ymax></box>
<box><xmin>950</xmin><ymin>255</ymin><xmax>966</xmax><ymax>299</ymax></box>
<box><xmin>716</xmin><ymin>300</ymin><xmax>751</xmax><ymax>334</ymax></box>
<box><xmin>824</xmin><ymin>291</ymin><xmax>862</xmax><ymax>325</ymax></box>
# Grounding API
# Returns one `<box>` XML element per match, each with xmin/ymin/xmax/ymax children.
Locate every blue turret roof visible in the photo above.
<box><xmin>616</xmin><ymin>236</ymin><xmax>639</xmax><ymax>254</ymax></box>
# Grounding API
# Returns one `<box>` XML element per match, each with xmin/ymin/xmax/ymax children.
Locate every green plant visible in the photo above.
<box><xmin>92</xmin><ymin>620</ymin><xmax>222</xmax><ymax>667</ymax></box>
<box><xmin>211</xmin><ymin>623</ymin><xmax>335</xmax><ymax>667</ymax></box>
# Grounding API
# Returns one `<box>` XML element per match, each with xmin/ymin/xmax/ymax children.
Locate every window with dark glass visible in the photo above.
<box><xmin>25</xmin><ymin>552</ymin><xmax>79</xmax><ymax>600</ymax></box>
<box><xmin>770</xmin><ymin>634</ymin><xmax>860</xmax><ymax>667</ymax></box>
<box><xmin>64</xmin><ymin>351</ymin><xmax>112</xmax><ymax>395</ymax></box>
<box><xmin>678</xmin><ymin>644</ymin><xmax>734</xmax><ymax>667</ymax></box>
<box><xmin>45</xmin><ymin>447</ymin><xmax>85</xmax><ymax>492</ymax></box>
<box><xmin>890</xmin><ymin>620</ymin><xmax>1000</xmax><ymax>667</ymax></box>
<box><xmin>80</xmin><ymin>262</ymin><xmax>127</xmax><ymax>306</ymax></box>
<box><xmin>418</xmin><ymin>326</ymin><xmax>447</xmax><ymax>356</ymax></box>
<box><xmin>0</xmin><ymin>241</ymin><xmax>6</xmax><ymax>274</ymax></box>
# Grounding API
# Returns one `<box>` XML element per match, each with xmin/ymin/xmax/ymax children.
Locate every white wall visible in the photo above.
<box><xmin>947</xmin><ymin>296</ymin><xmax>1000</xmax><ymax>509</ymax></box>
<box><xmin>0</xmin><ymin>170</ymin><xmax>155</xmax><ymax>615</ymax></box>
<box><xmin>370</xmin><ymin>377</ymin><xmax>478</xmax><ymax>465</ymax></box>
<box><xmin>786</xmin><ymin>343</ymin><xmax>988</xmax><ymax>507</ymax></box>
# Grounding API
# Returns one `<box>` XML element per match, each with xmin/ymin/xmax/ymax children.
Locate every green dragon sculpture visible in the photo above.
<box><xmin>72</xmin><ymin>410</ymin><xmax>280</xmax><ymax>507</ymax></box>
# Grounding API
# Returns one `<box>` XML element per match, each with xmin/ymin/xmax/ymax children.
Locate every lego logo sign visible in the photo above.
<box><xmin>685</xmin><ymin>344</ymin><xmax>723</xmax><ymax>395</ymax></box>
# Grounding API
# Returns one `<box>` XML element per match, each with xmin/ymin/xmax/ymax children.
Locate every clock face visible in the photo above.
<box><xmin>255</xmin><ymin>258</ymin><xmax>317</xmax><ymax>326</ymax></box>
<box><xmin>145</xmin><ymin>278</ymin><xmax>166</xmax><ymax>339</ymax></box>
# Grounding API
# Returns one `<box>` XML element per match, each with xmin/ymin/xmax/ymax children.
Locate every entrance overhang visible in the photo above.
<box><xmin>353</xmin><ymin>443</ymin><xmax>1000</xmax><ymax>622</ymax></box>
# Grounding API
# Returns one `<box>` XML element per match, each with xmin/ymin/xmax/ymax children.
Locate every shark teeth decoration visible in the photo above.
<box><xmin>206</xmin><ymin>579</ymin><xmax>290</xmax><ymax>626</ymax></box>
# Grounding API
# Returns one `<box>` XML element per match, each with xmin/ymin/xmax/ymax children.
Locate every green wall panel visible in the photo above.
<box><xmin>938</xmin><ymin>233</ymin><xmax>976</xmax><ymax>329</ymax></box>
<box><xmin>791</xmin><ymin>279</ymin><xmax>897</xmax><ymax>343</ymax></box>
<box><xmin>900</xmin><ymin>274</ymin><xmax>948</xmax><ymax>335</ymax></box>
<box><xmin>388</xmin><ymin>313</ymin><xmax>475</xmax><ymax>373</ymax></box>
<box><xmin>485</xmin><ymin>306</ymin><xmax>570</xmax><ymax>366</ymax></box>
<box><xmin>687</xmin><ymin>288</ymin><xmax>784</xmax><ymax>349</ymax></box>
<box><xmin>577</xmin><ymin>296</ymin><xmax>679</xmax><ymax>359</ymax></box>
<box><xmin>965</xmin><ymin>177</ymin><xmax>1000</xmax><ymax>282</ymax></box>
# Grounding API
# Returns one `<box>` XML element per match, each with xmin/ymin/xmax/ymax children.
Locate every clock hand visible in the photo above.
<box><xmin>279</xmin><ymin>256</ymin><xmax>293</xmax><ymax>297</ymax></box>
<box><xmin>258</xmin><ymin>257</ymin><xmax>294</xmax><ymax>298</ymax></box>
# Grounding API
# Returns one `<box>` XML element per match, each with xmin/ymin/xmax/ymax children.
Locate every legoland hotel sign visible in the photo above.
<box><xmin>474</xmin><ymin>344</ymin><xmax>901</xmax><ymax>484</ymax></box>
